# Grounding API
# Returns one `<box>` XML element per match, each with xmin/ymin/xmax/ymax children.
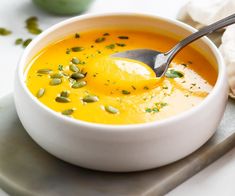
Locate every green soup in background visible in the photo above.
<box><xmin>32</xmin><ymin>0</ymin><xmax>94</xmax><ymax>15</ymax></box>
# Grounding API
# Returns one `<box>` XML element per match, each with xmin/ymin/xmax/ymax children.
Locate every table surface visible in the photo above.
<box><xmin>0</xmin><ymin>0</ymin><xmax>235</xmax><ymax>195</ymax></box>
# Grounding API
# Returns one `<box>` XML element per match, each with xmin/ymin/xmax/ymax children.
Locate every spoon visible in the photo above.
<box><xmin>112</xmin><ymin>13</ymin><xmax>235</xmax><ymax>77</ymax></box>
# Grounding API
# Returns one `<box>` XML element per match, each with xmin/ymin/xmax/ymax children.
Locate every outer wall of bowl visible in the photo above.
<box><xmin>14</xmin><ymin>13</ymin><xmax>228</xmax><ymax>172</ymax></box>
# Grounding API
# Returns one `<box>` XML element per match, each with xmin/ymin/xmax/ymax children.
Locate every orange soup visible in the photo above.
<box><xmin>25</xmin><ymin>28</ymin><xmax>217</xmax><ymax>124</ymax></box>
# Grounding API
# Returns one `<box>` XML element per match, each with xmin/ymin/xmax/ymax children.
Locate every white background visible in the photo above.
<box><xmin>1</xmin><ymin>0</ymin><xmax>235</xmax><ymax>195</ymax></box>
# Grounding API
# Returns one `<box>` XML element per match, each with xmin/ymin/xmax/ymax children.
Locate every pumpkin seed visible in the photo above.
<box><xmin>15</xmin><ymin>38</ymin><xmax>23</xmax><ymax>45</ymax></box>
<box><xmin>105</xmin><ymin>44</ymin><xmax>115</xmax><ymax>49</ymax></box>
<box><xmin>95</xmin><ymin>37</ymin><xmax>105</xmax><ymax>43</ymax></box>
<box><xmin>37</xmin><ymin>69</ymin><xmax>52</xmax><ymax>74</ymax></box>
<box><xmin>69</xmin><ymin>64</ymin><xmax>79</xmax><ymax>72</ymax></box>
<box><xmin>71</xmin><ymin>47</ymin><xmax>84</xmax><ymax>52</ymax></box>
<box><xmin>62</xmin><ymin>108</ymin><xmax>74</xmax><ymax>115</ymax></box>
<box><xmin>116</xmin><ymin>43</ymin><xmax>126</xmax><ymax>47</ymax></box>
<box><xmin>25</xmin><ymin>16</ymin><xmax>42</xmax><ymax>35</ymax></box>
<box><xmin>71</xmin><ymin>73</ymin><xmax>85</xmax><ymax>80</ymax></box>
<box><xmin>36</xmin><ymin>88</ymin><xmax>45</xmax><ymax>98</ymax></box>
<box><xmin>55</xmin><ymin>96</ymin><xmax>70</xmax><ymax>103</ymax></box>
<box><xmin>105</xmin><ymin>105</ymin><xmax>119</xmax><ymax>114</ymax></box>
<box><xmin>50</xmin><ymin>73</ymin><xmax>63</xmax><ymax>78</ymax></box>
<box><xmin>50</xmin><ymin>78</ymin><xmax>62</xmax><ymax>86</ymax></box>
<box><xmin>72</xmin><ymin>81</ymin><xmax>86</xmax><ymax>88</ymax></box>
<box><xmin>118</xmin><ymin>36</ymin><xmax>129</xmax><ymax>39</ymax></box>
<box><xmin>71</xmin><ymin>57</ymin><xmax>79</xmax><ymax>64</ymax></box>
<box><xmin>122</xmin><ymin>90</ymin><xmax>130</xmax><ymax>95</ymax></box>
<box><xmin>23</xmin><ymin>38</ymin><xmax>32</xmax><ymax>48</ymax></box>
<box><xmin>60</xmin><ymin>90</ymin><xmax>69</xmax><ymax>98</ymax></box>
<box><xmin>82</xmin><ymin>95</ymin><xmax>99</xmax><ymax>103</ymax></box>
<box><xmin>0</xmin><ymin>27</ymin><xmax>12</xmax><ymax>36</ymax></box>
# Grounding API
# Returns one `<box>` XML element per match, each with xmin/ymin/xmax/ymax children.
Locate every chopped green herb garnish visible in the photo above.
<box><xmin>145</xmin><ymin>108</ymin><xmax>152</xmax><ymax>113</ymax></box>
<box><xmin>188</xmin><ymin>61</ymin><xmax>193</xmax><ymax>64</ymax></box>
<box><xmin>163</xmin><ymin>86</ymin><xmax>168</xmax><ymax>89</ymax></box>
<box><xmin>143</xmin><ymin>86</ymin><xmax>149</xmax><ymax>90</ymax></box>
<box><xmin>152</xmin><ymin>107</ymin><xmax>159</xmax><ymax>113</ymax></box>
<box><xmin>15</xmin><ymin>38</ymin><xmax>23</xmax><ymax>45</ymax></box>
<box><xmin>105</xmin><ymin>44</ymin><xmax>115</xmax><ymax>49</ymax></box>
<box><xmin>0</xmin><ymin>27</ymin><xmax>12</xmax><ymax>36</ymax></box>
<box><xmin>118</xmin><ymin>36</ymin><xmax>129</xmax><ymax>39</ymax></box>
<box><xmin>66</xmin><ymin>48</ymin><xmax>71</xmax><ymax>54</ymax></box>
<box><xmin>131</xmin><ymin>85</ymin><xmax>136</xmax><ymax>90</ymax></box>
<box><xmin>75</xmin><ymin>33</ymin><xmax>80</xmax><ymax>38</ymax></box>
<box><xmin>95</xmin><ymin>37</ymin><xmax>105</xmax><ymax>43</ymax></box>
<box><xmin>71</xmin><ymin>47</ymin><xmax>84</xmax><ymax>52</ymax></box>
<box><xmin>58</xmin><ymin>64</ymin><xmax>63</xmax><ymax>71</ymax></box>
<box><xmin>103</xmin><ymin>33</ymin><xmax>110</xmax><ymax>36</ymax></box>
<box><xmin>165</xmin><ymin>69</ymin><xmax>184</xmax><ymax>78</ymax></box>
<box><xmin>155</xmin><ymin>102</ymin><xmax>168</xmax><ymax>108</ymax></box>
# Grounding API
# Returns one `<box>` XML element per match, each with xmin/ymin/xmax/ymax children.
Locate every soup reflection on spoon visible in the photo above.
<box><xmin>85</xmin><ymin>57</ymin><xmax>161</xmax><ymax>95</ymax></box>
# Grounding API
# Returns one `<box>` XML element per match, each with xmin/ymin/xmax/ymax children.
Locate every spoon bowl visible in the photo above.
<box><xmin>112</xmin><ymin>13</ymin><xmax>235</xmax><ymax>77</ymax></box>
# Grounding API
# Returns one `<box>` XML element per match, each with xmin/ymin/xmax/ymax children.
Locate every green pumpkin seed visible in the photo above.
<box><xmin>36</xmin><ymin>88</ymin><xmax>45</xmax><ymax>98</ymax></box>
<box><xmin>71</xmin><ymin>57</ymin><xmax>79</xmax><ymax>64</ymax></box>
<box><xmin>116</xmin><ymin>43</ymin><xmax>126</xmax><ymax>47</ymax></box>
<box><xmin>71</xmin><ymin>73</ymin><xmax>85</xmax><ymax>80</ymax></box>
<box><xmin>82</xmin><ymin>95</ymin><xmax>99</xmax><ymax>103</ymax></box>
<box><xmin>50</xmin><ymin>78</ymin><xmax>62</xmax><ymax>86</ymax></box>
<box><xmin>71</xmin><ymin>47</ymin><xmax>84</xmax><ymax>52</ymax></box>
<box><xmin>72</xmin><ymin>81</ymin><xmax>87</xmax><ymax>88</ymax></box>
<box><xmin>37</xmin><ymin>69</ymin><xmax>52</xmax><ymax>74</ymax></box>
<box><xmin>23</xmin><ymin>38</ymin><xmax>32</xmax><ymax>48</ymax></box>
<box><xmin>55</xmin><ymin>96</ymin><xmax>70</xmax><ymax>103</ymax></box>
<box><xmin>60</xmin><ymin>90</ymin><xmax>69</xmax><ymax>98</ymax></box>
<box><xmin>122</xmin><ymin>90</ymin><xmax>130</xmax><ymax>95</ymax></box>
<box><xmin>118</xmin><ymin>36</ymin><xmax>129</xmax><ymax>39</ymax></box>
<box><xmin>95</xmin><ymin>37</ymin><xmax>105</xmax><ymax>43</ymax></box>
<box><xmin>62</xmin><ymin>108</ymin><xmax>74</xmax><ymax>115</ymax></box>
<box><xmin>105</xmin><ymin>105</ymin><xmax>119</xmax><ymax>114</ymax></box>
<box><xmin>69</xmin><ymin>64</ymin><xmax>79</xmax><ymax>72</ymax></box>
<box><xmin>50</xmin><ymin>73</ymin><xmax>63</xmax><ymax>78</ymax></box>
<box><xmin>0</xmin><ymin>27</ymin><xmax>12</xmax><ymax>36</ymax></box>
<box><xmin>15</xmin><ymin>38</ymin><xmax>23</xmax><ymax>45</ymax></box>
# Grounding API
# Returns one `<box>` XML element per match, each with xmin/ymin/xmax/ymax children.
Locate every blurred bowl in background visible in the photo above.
<box><xmin>32</xmin><ymin>0</ymin><xmax>94</xmax><ymax>15</ymax></box>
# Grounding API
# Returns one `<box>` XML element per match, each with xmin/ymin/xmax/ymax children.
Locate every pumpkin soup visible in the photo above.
<box><xmin>25</xmin><ymin>28</ymin><xmax>217</xmax><ymax>124</ymax></box>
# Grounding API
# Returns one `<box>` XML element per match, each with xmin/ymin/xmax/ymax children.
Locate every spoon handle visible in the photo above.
<box><xmin>167</xmin><ymin>13</ymin><xmax>235</xmax><ymax>60</ymax></box>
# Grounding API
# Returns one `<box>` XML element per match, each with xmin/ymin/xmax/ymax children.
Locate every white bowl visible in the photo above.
<box><xmin>14</xmin><ymin>13</ymin><xmax>228</xmax><ymax>172</ymax></box>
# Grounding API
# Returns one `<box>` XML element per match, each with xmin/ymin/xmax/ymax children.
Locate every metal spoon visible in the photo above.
<box><xmin>112</xmin><ymin>13</ymin><xmax>235</xmax><ymax>77</ymax></box>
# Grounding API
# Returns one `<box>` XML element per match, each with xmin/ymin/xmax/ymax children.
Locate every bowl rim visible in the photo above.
<box><xmin>17</xmin><ymin>12</ymin><xmax>227</xmax><ymax>131</ymax></box>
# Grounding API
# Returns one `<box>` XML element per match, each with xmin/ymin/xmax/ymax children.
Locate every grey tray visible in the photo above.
<box><xmin>1</xmin><ymin>94</ymin><xmax>235</xmax><ymax>196</ymax></box>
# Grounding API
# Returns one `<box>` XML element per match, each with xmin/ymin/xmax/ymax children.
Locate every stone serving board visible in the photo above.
<box><xmin>1</xmin><ymin>94</ymin><xmax>235</xmax><ymax>196</ymax></box>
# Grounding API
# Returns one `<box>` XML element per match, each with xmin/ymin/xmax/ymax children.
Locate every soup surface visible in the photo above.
<box><xmin>26</xmin><ymin>28</ymin><xmax>217</xmax><ymax>124</ymax></box>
